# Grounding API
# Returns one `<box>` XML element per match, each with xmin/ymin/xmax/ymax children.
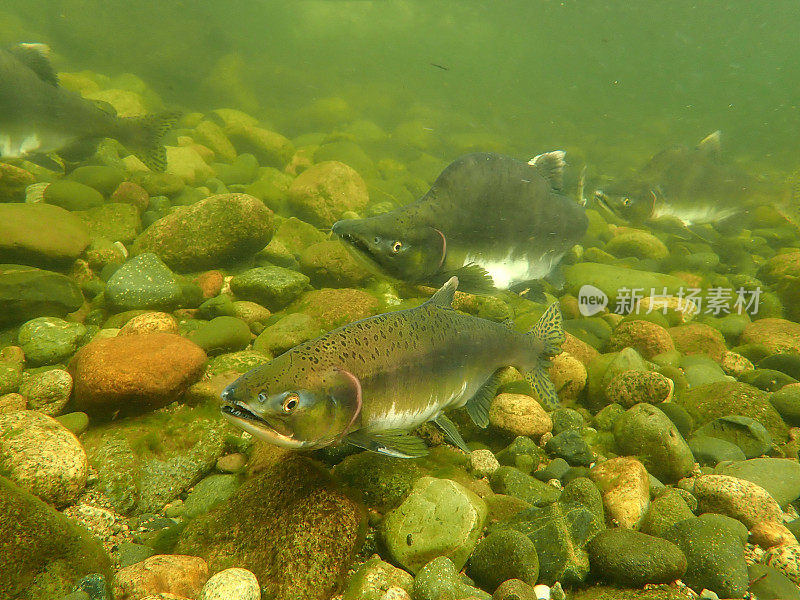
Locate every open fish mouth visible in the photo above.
<box><xmin>220</xmin><ymin>399</ymin><xmax>268</xmax><ymax>425</ymax></box>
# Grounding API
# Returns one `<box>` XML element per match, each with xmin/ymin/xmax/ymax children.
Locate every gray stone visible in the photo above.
<box><xmin>230</xmin><ymin>266</ymin><xmax>310</xmax><ymax>311</ymax></box>
<box><xmin>467</xmin><ymin>530</ymin><xmax>539</xmax><ymax>591</ymax></box>
<box><xmin>183</xmin><ymin>474</ymin><xmax>240</xmax><ymax>519</ymax></box>
<box><xmin>105</xmin><ymin>253</ymin><xmax>184</xmax><ymax>311</ymax></box>
<box><xmin>412</xmin><ymin>557</ymin><xmax>490</xmax><ymax>600</ymax></box>
<box><xmin>688</xmin><ymin>435</ymin><xmax>746</xmax><ymax>467</ymax></box>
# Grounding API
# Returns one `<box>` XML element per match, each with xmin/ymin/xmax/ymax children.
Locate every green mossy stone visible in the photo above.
<box><xmin>333</xmin><ymin>451</ymin><xmax>425</xmax><ymax>511</ymax></box>
<box><xmin>342</xmin><ymin>556</ymin><xmax>414</xmax><ymax>600</ymax></box>
<box><xmin>412</xmin><ymin>557</ymin><xmax>491</xmax><ymax>600</ymax></box>
<box><xmin>491</xmin><ymin>477</ymin><xmax>604</xmax><ymax>586</ymax></box>
<box><xmin>0</xmin><ymin>162</ymin><xmax>35</xmax><ymax>202</ymax></box>
<box><xmin>675</xmin><ymin>381</ymin><xmax>789</xmax><ymax>444</ymax></box>
<box><xmin>496</xmin><ymin>436</ymin><xmax>547</xmax><ymax>473</ymax></box>
<box><xmin>299</xmin><ymin>240</ymin><xmax>373</xmax><ymax>288</ymax></box>
<box><xmin>605</xmin><ymin>230</ymin><xmax>669</xmax><ymax>260</ymax></box>
<box><xmin>551</xmin><ymin>408</ymin><xmax>585</xmax><ymax>435</ymax></box>
<box><xmin>230</xmin><ymin>266</ymin><xmax>310</xmax><ymax>311</ymax></box>
<box><xmin>116</xmin><ymin>541</ymin><xmax>155</xmax><ymax>569</ymax></box>
<box><xmin>714</xmin><ymin>458</ymin><xmax>800</xmax><ymax>508</ymax></box>
<box><xmin>0</xmin><ymin>346</ymin><xmax>25</xmax><ymax>395</ymax></box>
<box><xmin>289</xmin><ymin>288</ymin><xmax>380</xmax><ymax>330</ymax></box>
<box><xmin>695</xmin><ymin>415</ymin><xmax>772</xmax><ymax>459</ymax></box>
<box><xmin>68</xmin><ymin>165</ymin><xmax>125</xmax><ymax>195</ymax></box>
<box><xmin>253</xmin><ymin>312</ymin><xmax>325</xmax><ymax>356</ymax></box>
<box><xmin>182</xmin><ymin>474</ymin><xmax>240</xmax><ymax>519</ymax></box>
<box><xmin>204</xmin><ymin>349</ymin><xmax>271</xmax><ymax>376</ymax></box>
<box><xmin>490</xmin><ymin>466</ymin><xmax>561</xmax><ymax>507</ymax></box>
<box><xmin>748</xmin><ymin>564</ymin><xmax>800</xmax><ymax>600</ymax></box>
<box><xmin>214</xmin><ymin>153</ymin><xmax>259</xmax><ymax>186</ymax></box>
<box><xmin>564</xmin><ymin>263</ymin><xmax>685</xmax><ymax>308</ymax></box>
<box><xmin>568</xmin><ymin>585</ymin><xmax>688</xmax><ymax>600</ymax></box>
<box><xmin>663</xmin><ymin>513</ymin><xmax>748</xmax><ymax>598</ymax></box>
<box><xmin>640</xmin><ymin>488</ymin><xmax>695</xmax><ymax>538</ymax></box>
<box><xmin>0</xmin><ymin>204</ymin><xmax>90</xmax><ymax>269</ymax></box>
<box><xmin>314</xmin><ymin>140</ymin><xmax>377</xmax><ymax>178</ymax></box>
<box><xmin>688</xmin><ymin>435</ymin><xmax>746</xmax><ymax>466</ymax></box>
<box><xmin>187</xmin><ymin>316</ymin><xmax>251</xmax><ymax>355</ymax></box>
<box><xmin>0</xmin><ymin>475</ymin><xmax>111</xmax><ymax>600</ymax></box>
<box><xmin>657</xmin><ymin>402</ymin><xmax>693</xmax><ymax>438</ymax></box>
<box><xmin>545</xmin><ymin>430</ymin><xmax>594</xmax><ymax>467</ymax></box>
<box><xmin>105</xmin><ymin>253</ymin><xmax>184</xmax><ymax>311</ymax></box>
<box><xmin>467</xmin><ymin>530</ymin><xmax>539</xmax><ymax>592</ymax></box>
<box><xmin>613</xmin><ymin>404</ymin><xmax>695</xmax><ymax>483</ymax></box>
<box><xmin>770</xmin><ymin>385</ymin><xmax>800</xmax><ymax>426</ymax></box>
<box><xmin>43</xmin><ymin>180</ymin><xmax>104</xmax><ymax>211</ymax></box>
<box><xmin>759</xmin><ymin>354</ymin><xmax>800</xmax><ymax>380</ymax></box>
<box><xmin>382</xmin><ymin>477</ymin><xmax>487</xmax><ymax>574</ymax></box>
<box><xmin>76</xmin><ymin>203</ymin><xmax>141</xmax><ymax>245</ymax></box>
<box><xmin>18</xmin><ymin>317</ymin><xmax>87</xmax><ymax>367</ymax></box>
<box><xmin>587</xmin><ymin>528</ymin><xmax>687</xmax><ymax>587</ymax></box>
<box><xmin>739</xmin><ymin>368</ymin><xmax>798</xmax><ymax>391</ymax></box>
<box><xmin>176</xmin><ymin>455</ymin><xmax>366</xmax><ymax>600</ymax></box>
<box><xmin>55</xmin><ymin>412</ymin><xmax>89</xmax><ymax>436</ymax></box>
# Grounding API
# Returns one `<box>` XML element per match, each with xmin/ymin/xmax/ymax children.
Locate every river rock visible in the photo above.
<box><xmin>132</xmin><ymin>193</ymin><xmax>274</xmax><ymax>272</ymax></box>
<box><xmin>197</xmin><ymin>567</ymin><xmax>260</xmax><ymax>600</ymax></box>
<box><xmin>715</xmin><ymin>457</ymin><xmax>800</xmax><ymax>508</ymax></box>
<box><xmin>0</xmin><ymin>203</ymin><xmax>90</xmax><ymax>268</ymax></box>
<box><xmin>112</xmin><ymin>554</ymin><xmax>209</xmax><ymax>600</ymax></box>
<box><xmin>587</xmin><ymin>528</ymin><xmax>686</xmax><ymax>587</ymax></box>
<box><xmin>19</xmin><ymin>368</ymin><xmax>73</xmax><ymax>416</ymax></box>
<box><xmin>0</xmin><ymin>265</ymin><xmax>84</xmax><ymax>326</ymax></box>
<box><xmin>0</xmin><ymin>410</ymin><xmax>87</xmax><ymax>506</ymax></box>
<box><xmin>590</xmin><ymin>457</ymin><xmax>649</xmax><ymax>529</ymax></box>
<box><xmin>70</xmin><ymin>332</ymin><xmax>206</xmax><ymax>418</ymax></box>
<box><xmin>287</xmin><ymin>161</ymin><xmax>369</xmax><ymax>227</ymax></box>
<box><xmin>489</xmin><ymin>393</ymin><xmax>552</xmax><ymax>438</ymax></box>
<box><xmin>382</xmin><ymin>476</ymin><xmax>487</xmax><ymax>574</ymax></box>
<box><xmin>694</xmin><ymin>473</ymin><xmax>783</xmax><ymax>528</ymax></box>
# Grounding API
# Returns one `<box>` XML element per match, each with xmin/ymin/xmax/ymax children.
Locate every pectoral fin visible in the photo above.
<box><xmin>432</xmin><ymin>263</ymin><xmax>495</xmax><ymax>295</ymax></box>
<box><xmin>434</xmin><ymin>414</ymin><xmax>471</xmax><ymax>453</ymax></box>
<box><xmin>465</xmin><ymin>369</ymin><xmax>503</xmax><ymax>428</ymax></box>
<box><xmin>345</xmin><ymin>429</ymin><xmax>429</xmax><ymax>458</ymax></box>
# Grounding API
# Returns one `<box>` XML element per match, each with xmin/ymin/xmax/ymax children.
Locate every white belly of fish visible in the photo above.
<box><xmin>366</xmin><ymin>381</ymin><xmax>470</xmax><ymax>432</ymax></box>
<box><xmin>0</xmin><ymin>130</ymin><xmax>78</xmax><ymax>158</ymax></box>
<box><xmin>465</xmin><ymin>249</ymin><xmax>564</xmax><ymax>289</ymax></box>
<box><xmin>653</xmin><ymin>203</ymin><xmax>739</xmax><ymax>225</ymax></box>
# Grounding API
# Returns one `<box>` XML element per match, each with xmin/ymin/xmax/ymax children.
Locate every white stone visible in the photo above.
<box><xmin>198</xmin><ymin>567</ymin><xmax>260</xmax><ymax>600</ymax></box>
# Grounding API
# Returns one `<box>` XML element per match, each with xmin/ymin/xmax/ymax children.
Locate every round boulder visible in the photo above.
<box><xmin>287</xmin><ymin>161</ymin><xmax>369</xmax><ymax>227</ymax></box>
<box><xmin>0</xmin><ymin>203</ymin><xmax>90</xmax><ymax>268</ymax></box>
<box><xmin>587</xmin><ymin>528</ymin><xmax>686</xmax><ymax>587</ymax></box>
<box><xmin>0</xmin><ymin>410</ymin><xmax>88</xmax><ymax>506</ymax></box>
<box><xmin>132</xmin><ymin>193</ymin><xmax>274</xmax><ymax>272</ymax></box>
<box><xmin>70</xmin><ymin>333</ymin><xmax>206</xmax><ymax>418</ymax></box>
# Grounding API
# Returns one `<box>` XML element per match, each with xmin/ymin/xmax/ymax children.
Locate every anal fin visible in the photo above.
<box><xmin>526</xmin><ymin>358</ymin><xmax>561</xmax><ymax>410</ymax></box>
<box><xmin>434</xmin><ymin>414</ymin><xmax>471</xmax><ymax>453</ymax></box>
<box><xmin>465</xmin><ymin>369</ymin><xmax>503</xmax><ymax>428</ymax></box>
<box><xmin>345</xmin><ymin>429</ymin><xmax>429</xmax><ymax>458</ymax></box>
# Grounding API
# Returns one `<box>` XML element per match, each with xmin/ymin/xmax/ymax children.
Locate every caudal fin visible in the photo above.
<box><xmin>121</xmin><ymin>111</ymin><xmax>181</xmax><ymax>172</ymax></box>
<box><xmin>525</xmin><ymin>301</ymin><xmax>565</xmax><ymax>410</ymax></box>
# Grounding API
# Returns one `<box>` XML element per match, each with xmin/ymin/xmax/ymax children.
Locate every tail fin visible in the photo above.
<box><xmin>525</xmin><ymin>301</ymin><xmax>565</xmax><ymax>410</ymax></box>
<box><xmin>121</xmin><ymin>111</ymin><xmax>181</xmax><ymax>172</ymax></box>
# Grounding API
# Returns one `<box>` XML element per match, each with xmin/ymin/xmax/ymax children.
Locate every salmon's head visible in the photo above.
<box><xmin>593</xmin><ymin>183</ymin><xmax>660</xmax><ymax>224</ymax></box>
<box><xmin>332</xmin><ymin>215</ymin><xmax>446</xmax><ymax>283</ymax></box>
<box><xmin>220</xmin><ymin>364</ymin><xmax>362</xmax><ymax>450</ymax></box>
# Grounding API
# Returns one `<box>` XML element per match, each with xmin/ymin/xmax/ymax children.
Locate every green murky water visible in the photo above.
<box><xmin>2</xmin><ymin>2</ymin><xmax>800</xmax><ymax>600</ymax></box>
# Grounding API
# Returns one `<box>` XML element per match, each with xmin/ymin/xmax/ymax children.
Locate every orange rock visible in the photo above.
<box><xmin>562</xmin><ymin>333</ymin><xmax>599</xmax><ymax>366</ymax></box>
<box><xmin>70</xmin><ymin>333</ymin><xmax>206</xmax><ymax>418</ymax></box>
<box><xmin>195</xmin><ymin>270</ymin><xmax>225</xmax><ymax>298</ymax></box>
<box><xmin>112</xmin><ymin>181</ymin><xmax>150</xmax><ymax>212</ymax></box>
<box><xmin>668</xmin><ymin>323</ymin><xmax>727</xmax><ymax>362</ymax></box>
<box><xmin>591</xmin><ymin>457</ymin><xmax>650</xmax><ymax>529</ymax></box>
<box><xmin>112</xmin><ymin>554</ymin><xmax>208</xmax><ymax>600</ymax></box>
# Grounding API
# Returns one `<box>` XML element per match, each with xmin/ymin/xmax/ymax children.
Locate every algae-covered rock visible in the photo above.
<box><xmin>693</xmin><ymin>473</ymin><xmax>782</xmax><ymax>529</ymax></box>
<box><xmin>0</xmin><ymin>346</ymin><xmax>25</xmax><ymax>395</ymax></box>
<box><xmin>69</xmin><ymin>165</ymin><xmax>125</xmax><ymax>195</ymax></box>
<box><xmin>742</xmin><ymin>318</ymin><xmax>800</xmax><ymax>355</ymax></box>
<box><xmin>695</xmin><ymin>414</ymin><xmax>772</xmax><ymax>458</ymax></box>
<box><xmin>587</xmin><ymin>528</ymin><xmax>686</xmax><ymax>587</ymax></box>
<box><xmin>76</xmin><ymin>202</ymin><xmax>142</xmax><ymax>244</ymax></box>
<box><xmin>715</xmin><ymin>457</ymin><xmax>800</xmax><ymax>508</ymax></box>
<box><xmin>18</xmin><ymin>316</ymin><xmax>87</xmax><ymax>366</ymax></box>
<box><xmin>564</xmin><ymin>263</ymin><xmax>685</xmax><ymax>308</ymax></box>
<box><xmin>0</xmin><ymin>204</ymin><xmax>90</xmax><ymax>268</ymax></box>
<box><xmin>492</xmin><ymin>477</ymin><xmax>604</xmax><ymax>585</ymax></box>
<box><xmin>176</xmin><ymin>455</ymin><xmax>365</xmax><ymax>600</ymax></box>
<box><xmin>748</xmin><ymin>564</ymin><xmax>800</xmax><ymax>600</ymax></box>
<box><xmin>608</xmin><ymin>319</ymin><xmax>675</xmax><ymax>359</ymax></box>
<box><xmin>613</xmin><ymin>403</ymin><xmax>694</xmax><ymax>483</ymax></box>
<box><xmin>43</xmin><ymin>180</ymin><xmax>104</xmax><ymax>211</ymax></box>
<box><xmin>669</xmin><ymin>322</ymin><xmax>728</xmax><ymax>362</ymax></box>
<box><xmin>20</xmin><ymin>368</ymin><xmax>73</xmax><ymax>416</ymax></box>
<box><xmin>412</xmin><ymin>557</ymin><xmax>491</xmax><ymax>600</ymax></box>
<box><xmin>230</xmin><ymin>265</ymin><xmax>310</xmax><ymax>311</ymax></box>
<box><xmin>290</xmin><ymin>287</ymin><xmax>380</xmax><ymax>329</ymax></box>
<box><xmin>333</xmin><ymin>451</ymin><xmax>424</xmax><ymax>511</ymax></box>
<box><xmin>132</xmin><ymin>193</ymin><xmax>274</xmax><ymax>272</ymax></box>
<box><xmin>253</xmin><ymin>312</ymin><xmax>325</xmax><ymax>356</ymax></box>
<box><xmin>0</xmin><ymin>162</ymin><xmax>35</xmax><ymax>201</ymax></box>
<box><xmin>663</xmin><ymin>513</ymin><xmax>748</xmax><ymax>598</ymax></box>
<box><xmin>342</xmin><ymin>556</ymin><xmax>414</xmax><ymax>600</ymax></box>
<box><xmin>105</xmin><ymin>252</ymin><xmax>184</xmax><ymax>311</ymax></box>
<box><xmin>299</xmin><ymin>240</ymin><xmax>373</xmax><ymax>288</ymax></box>
<box><xmin>287</xmin><ymin>160</ymin><xmax>369</xmax><ymax>227</ymax></box>
<box><xmin>187</xmin><ymin>316</ymin><xmax>252</xmax><ymax>355</ymax></box>
<box><xmin>467</xmin><ymin>530</ymin><xmax>539</xmax><ymax>592</ymax></box>
<box><xmin>0</xmin><ymin>476</ymin><xmax>111</xmax><ymax>600</ymax></box>
<box><xmin>490</xmin><ymin>466</ymin><xmax>561</xmax><ymax>507</ymax></box>
<box><xmin>676</xmin><ymin>380</ymin><xmax>789</xmax><ymax>443</ymax></box>
<box><xmin>590</xmin><ymin>457</ymin><xmax>650</xmax><ymax>529</ymax></box>
<box><xmin>381</xmin><ymin>476</ymin><xmax>486</xmax><ymax>574</ymax></box>
<box><xmin>640</xmin><ymin>488</ymin><xmax>695</xmax><ymax>538</ymax></box>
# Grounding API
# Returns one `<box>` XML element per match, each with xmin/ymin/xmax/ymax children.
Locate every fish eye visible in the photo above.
<box><xmin>391</xmin><ymin>241</ymin><xmax>402</xmax><ymax>253</ymax></box>
<box><xmin>622</xmin><ymin>197</ymin><xmax>631</xmax><ymax>206</ymax></box>
<box><xmin>282</xmin><ymin>393</ymin><xmax>300</xmax><ymax>413</ymax></box>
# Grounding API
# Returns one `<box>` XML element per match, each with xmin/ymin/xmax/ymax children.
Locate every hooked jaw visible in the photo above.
<box><xmin>219</xmin><ymin>384</ymin><xmax>310</xmax><ymax>449</ymax></box>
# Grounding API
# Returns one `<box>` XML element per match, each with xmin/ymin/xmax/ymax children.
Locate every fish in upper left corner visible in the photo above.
<box><xmin>0</xmin><ymin>43</ymin><xmax>180</xmax><ymax>171</ymax></box>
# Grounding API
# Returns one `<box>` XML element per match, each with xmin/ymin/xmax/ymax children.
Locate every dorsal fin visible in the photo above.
<box><xmin>697</xmin><ymin>130</ymin><xmax>721</xmax><ymax>157</ymax></box>
<box><xmin>427</xmin><ymin>276</ymin><xmax>458</xmax><ymax>307</ymax></box>
<box><xmin>10</xmin><ymin>43</ymin><xmax>58</xmax><ymax>86</ymax></box>
<box><xmin>529</xmin><ymin>150</ymin><xmax>566</xmax><ymax>190</ymax></box>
